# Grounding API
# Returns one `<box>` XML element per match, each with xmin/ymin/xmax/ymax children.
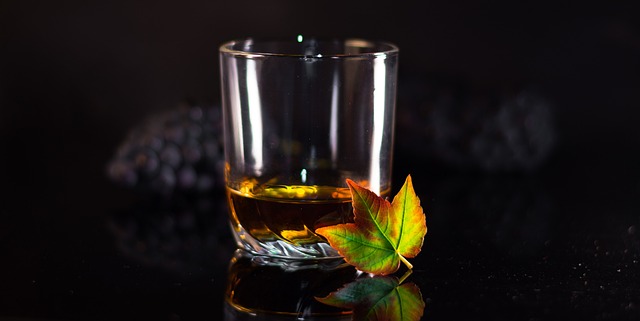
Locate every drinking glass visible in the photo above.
<box><xmin>219</xmin><ymin>37</ymin><xmax>399</xmax><ymax>260</ymax></box>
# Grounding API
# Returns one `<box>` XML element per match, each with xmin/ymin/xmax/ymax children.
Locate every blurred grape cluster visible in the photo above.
<box><xmin>106</xmin><ymin>104</ymin><xmax>225</xmax><ymax>195</ymax></box>
<box><xmin>397</xmin><ymin>78</ymin><xmax>556</xmax><ymax>172</ymax></box>
<box><xmin>108</xmin><ymin>194</ymin><xmax>233</xmax><ymax>274</ymax></box>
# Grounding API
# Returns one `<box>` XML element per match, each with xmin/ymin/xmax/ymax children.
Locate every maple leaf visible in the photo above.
<box><xmin>315</xmin><ymin>175</ymin><xmax>427</xmax><ymax>275</ymax></box>
<box><xmin>316</xmin><ymin>271</ymin><xmax>425</xmax><ymax>321</ymax></box>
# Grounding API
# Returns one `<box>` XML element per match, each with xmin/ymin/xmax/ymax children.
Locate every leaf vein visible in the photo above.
<box><xmin>335</xmin><ymin>233</ymin><xmax>394</xmax><ymax>252</ymax></box>
<box><xmin>397</xmin><ymin>184</ymin><xmax>409</xmax><ymax>248</ymax></box>
<box><xmin>353</xmin><ymin>188</ymin><xmax>397</xmax><ymax>252</ymax></box>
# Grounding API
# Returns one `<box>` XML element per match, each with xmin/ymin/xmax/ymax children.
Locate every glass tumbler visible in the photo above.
<box><xmin>219</xmin><ymin>37</ymin><xmax>399</xmax><ymax>260</ymax></box>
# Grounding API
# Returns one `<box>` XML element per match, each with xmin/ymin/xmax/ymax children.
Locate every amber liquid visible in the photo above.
<box><xmin>226</xmin><ymin>180</ymin><xmax>356</xmax><ymax>246</ymax></box>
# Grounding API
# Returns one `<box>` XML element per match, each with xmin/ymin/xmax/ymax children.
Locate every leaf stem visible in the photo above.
<box><xmin>398</xmin><ymin>269</ymin><xmax>413</xmax><ymax>284</ymax></box>
<box><xmin>399</xmin><ymin>254</ymin><xmax>413</xmax><ymax>270</ymax></box>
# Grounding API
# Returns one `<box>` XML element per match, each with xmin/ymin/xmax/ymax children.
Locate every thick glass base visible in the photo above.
<box><xmin>230</xmin><ymin>223</ymin><xmax>343</xmax><ymax>261</ymax></box>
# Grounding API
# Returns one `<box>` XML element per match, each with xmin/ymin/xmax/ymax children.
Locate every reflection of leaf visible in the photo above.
<box><xmin>316</xmin><ymin>271</ymin><xmax>425</xmax><ymax>321</ymax></box>
<box><xmin>316</xmin><ymin>175</ymin><xmax>427</xmax><ymax>275</ymax></box>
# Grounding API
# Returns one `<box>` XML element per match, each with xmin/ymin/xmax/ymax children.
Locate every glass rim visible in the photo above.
<box><xmin>219</xmin><ymin>37</ymin><xmax>399</xmax><ymax>58</ymax></box>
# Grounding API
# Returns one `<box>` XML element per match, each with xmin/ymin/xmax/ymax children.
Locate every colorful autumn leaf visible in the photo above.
<box><xmin>316</xmin><ymin>271</ymin><xmax>425</xmax><ymax>321</ymax></box>
<box><xmin>316</xmin><ymin>175</ymin><xmax>427</xmax><ymax>275</ymax></box>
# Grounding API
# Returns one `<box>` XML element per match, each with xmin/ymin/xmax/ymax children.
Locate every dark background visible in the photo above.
<box><xmin>3</xmin><ymin>0</ymin><xmax>640</xmax><ymax>150</ymax></box>
<box><xmin>1</xmin><ymin>1</ymin><xmax>640</xmax><ymax>320</ymax></box>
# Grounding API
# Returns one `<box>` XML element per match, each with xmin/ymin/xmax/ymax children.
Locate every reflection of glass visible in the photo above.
<box><xmin>219</xmin><ymin>38</ymin><xmax>399</xmax><ymax>259</ymax></box>
<box><xmin>223</xmin><ymin>250</ymin><xmax>425</xmax><ymax>321</ymax></box>
<box><xmin>224</xmin><ymin>249</ymin><xmax>364</xmax><ymax>320</ymax></box>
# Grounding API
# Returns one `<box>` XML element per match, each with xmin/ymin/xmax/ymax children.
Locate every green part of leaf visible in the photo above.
<box><xmin>316</xmin><ymin>276</ymin><xmax>398</xmax><ymax>308</ymax></box>
<box><xmin>316</xmin><ymin>175</ymin><xmax>427</xmax><ymax>275</ymax></box>
<box><xmin>316</xmin><ymin>276</ymin><xmax>425</xmax><ymax>321</ymax></box>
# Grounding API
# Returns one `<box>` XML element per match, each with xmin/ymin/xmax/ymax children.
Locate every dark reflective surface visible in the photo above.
<box><xmin>3</xmin><ymin>147</ymin><xmax>640</xmax><ymax>320</ymax></box>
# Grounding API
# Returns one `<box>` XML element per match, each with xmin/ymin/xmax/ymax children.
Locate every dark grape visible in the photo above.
<box><xmin>151</xmin><ymin>165</ymin><xmax>177</xmax><ymax>194</ymax></box>
<box><xmin>134</xmin><ymin>148</ymin><xmax>160</xmax><ymax>177</ymax></box>
<box><xmin>106</xmin><ymin>104</ymin><xmax>225</xmax><ymax>195</ymax></box>
<box><xmin>177</xmin><ymin>165</ymin><xmax>197</xmax><ymax>190</ymax></box>
<box><xmin>396</xmin><ymin>78</ymin><xmax>556</xmax><ymax>172</ymax></box>
<box><xmin>182</xmin><ymin>139</ymin><xmax>202</xmax><ymax>164</ymax></box>
<box><xmin>107</xmin><ymin>160</ymin><xmax>138</xmax><ymax>187</ymax></box>
<box><xmin>160</xmin><ymin>143</ymin><xmax>182</xmax><ymax>169</ymax></box>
